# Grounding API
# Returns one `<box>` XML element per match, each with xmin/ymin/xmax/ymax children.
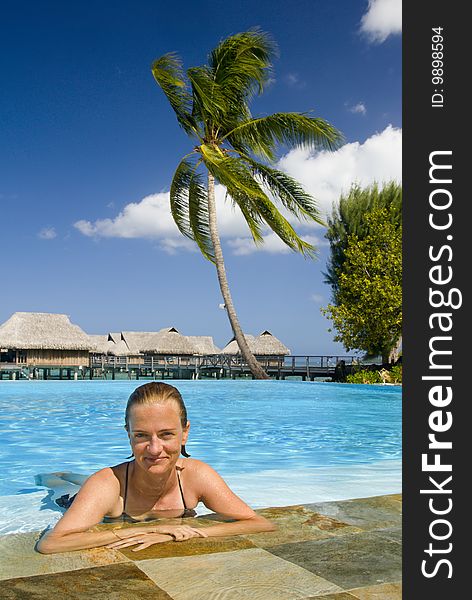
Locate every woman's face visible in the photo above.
<box><xmin>127</xmin><ymin>402</ymin><xmax>189</xmax><ymax>473</ymax></box>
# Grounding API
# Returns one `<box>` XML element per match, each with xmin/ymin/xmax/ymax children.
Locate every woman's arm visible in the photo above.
<box><xmin>192</xmin><ymin>461</ymin><xmax>276</xmax><ymax>536</ymax></box>
<box><xmin>36</xmin><ymin>468</ymin><xmax>174</xmax><ymax>554</ymax></box>
<box><xmin>37</xmin><ymin>468</ymin><xmax>207</xmax><ymax>554</ymax></box>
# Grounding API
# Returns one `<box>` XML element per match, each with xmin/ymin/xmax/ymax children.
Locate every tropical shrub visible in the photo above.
<box><xmin>346</xmin><ymin>369</ymin><xmax>382</xmax><ymax>384</ymax></box>
<box><xmin>346</xmin><ymin>365</ymin><xmax>402</xmax><ymax>384</ymax></box>
<box><xmin>389</xmin><ymin>364</ymin><xmax>402</xmax><ymax>384</ymax></box>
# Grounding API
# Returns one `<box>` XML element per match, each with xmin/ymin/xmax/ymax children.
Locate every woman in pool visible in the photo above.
<box><xmin>37</xmin><ymin>382</ymin><xmax>275</xmax><ymax>554</ymax></box>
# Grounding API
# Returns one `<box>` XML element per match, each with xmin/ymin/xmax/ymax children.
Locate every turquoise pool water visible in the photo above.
<box><xmin>0</xmin><ymin>380</ymin><xmax>401</xmax><ymax>534</ymax></box>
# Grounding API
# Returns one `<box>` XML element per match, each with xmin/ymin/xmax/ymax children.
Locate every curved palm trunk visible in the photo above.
<box><xmin>207</xmin><ymin>171</ymin><xmax>269</xmax><ymax>379</ymax></box>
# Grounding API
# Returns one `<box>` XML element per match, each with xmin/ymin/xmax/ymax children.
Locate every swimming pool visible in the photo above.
<box><xmin>0</xmin><ymin>380</ymin><xmax>401</xmax><ymax>534</ymax></box>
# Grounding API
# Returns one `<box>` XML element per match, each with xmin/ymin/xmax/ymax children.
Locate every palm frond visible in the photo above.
<box><xmin>201</xmin><ymin>150</ymin><xmax>315</xmax><ymax>255</ymax></box>
<box><xmin>225</xmin><ymin>189</ymin><xmax>265</xmax><ymax>245</ymax></box>
<box><xmin>250</xmin><ymin>193</ymin><xmax>318</xmax><ymax>258</ymax></box>
<box><xmin>188</xmin><ymin>173</ymin><xmax>215</xmax><ymax>261</ymax></box>
<box><xmin>186</xmin><ymin>66</ymin><xmax>228</xmax><ymax>130</ymax></box>
<box><xmin>246</xmin><ymin>160</ymin><xmax>325</xmax><ymax>225</ymax></box>
<box><xmin>151</xmin><ymin>53</ymin><xmax>199</xmax><ymax>137</ymax></box>
<box><xmin>170</xmin><ymin>156</ymin><xmax>214</xmax><ymax>261</ymax></box>
<box><xmin>224</xmin><ymin>112</ymin><xmax>343</xmax><ymax>159</ymax></box>
<box><xmin>200</xmin><ymin>146</ymin><xmax>267</xmax><ymax>201</ymax></box>
<box><xmin>200</xmin><ymin>149</ymin><xmax>269</xmax><ymax>243</ymax></box>
<box><xmin>170</xmin><ymin>157</ymin><xmax>194</xmax><ymax>237</ymax></box>
<box><xmin>209</xmin><ymin>29</ymin><xmax>277</xmax><ymax>101</ymax></box>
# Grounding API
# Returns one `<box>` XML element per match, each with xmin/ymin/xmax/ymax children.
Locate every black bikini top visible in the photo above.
<box><xmin>104</xmin><ymin>461</ymin><xmax>196</xmax><ymax>523</ymax></box>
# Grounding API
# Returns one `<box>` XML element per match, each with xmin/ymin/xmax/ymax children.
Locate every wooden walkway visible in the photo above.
<box><xmin>0</xmin><ymin>355</ymin><xmax>357</xmax><ymax>381</ymax></box>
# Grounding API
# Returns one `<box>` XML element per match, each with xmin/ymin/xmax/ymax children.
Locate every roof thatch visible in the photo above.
<box><xmin>252</xmin><ymin>330</ymin><xmax>290</xmax><ymax>355</ymax></box>
<box><xmin>221</xmin><ymin>334</ymin><xmax>255</xmax><ymax>355</ymax></box>
<box><xmin>121</xmin><ymin>328</ymin><xmax>196</xmax><ymax>355</ymax></box>
<box><xmin>89</xmin><ymin>333</ymin><xmax>133</xmax><ymax>356</ymax></box>
<box><xmin>117</xmin><ymin>332</ymin><xmax>155</xmax><ymax>355</ymax></box>
<box><xmin>108</xmin><ymin>339</ymin><xmax>131</xmax><ymax>356</ymax></box>
<box><xmin>0</xmin><ymin>312</ymin><xmax>95</xmax><ymax>351</ymax></box>
<box><xmin>221</xmin><ymin>330</ymin><xmax>290</xmax><ymax>356</ymax></box>
<box><xmin>186</xmin><ymin>336</ymin><xmax>221</xmax><ymax>355</ymax></box>
<box><xmin>88</xmin><ymin>334</ymin><xmax>110</xmax><ymax>354</ymax></box>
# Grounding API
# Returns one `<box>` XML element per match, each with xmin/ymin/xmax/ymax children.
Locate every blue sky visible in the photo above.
<box><xmin>1</xmin><ymin>0</ymin><xmax>401</xmax><ymax>355</ymax></box>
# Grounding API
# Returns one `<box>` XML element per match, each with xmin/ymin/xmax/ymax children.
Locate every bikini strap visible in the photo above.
<box><xmin>123</xmin><ymin>461</ymin><xmax>131</xmax><ymax>513</ymax></box>
<box><xmin>176</xmin><ymin>469</ymin><xmax>188</xmax><ymax>510</ymax></box>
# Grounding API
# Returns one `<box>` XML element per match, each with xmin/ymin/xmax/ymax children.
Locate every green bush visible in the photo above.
<box><xmin>346</xmin><ymin>365</ymin><xmax>402</xmax><ymax>384</ymax></box>
<box><xmin>389</xmin><ymin>364</ymin><xmax>402</xmax><ymax>383</ymax></box>
<box><xmin>346</xmin><ymin>369</ymin><xmax>382</xmax><ymax>384</ymax></box>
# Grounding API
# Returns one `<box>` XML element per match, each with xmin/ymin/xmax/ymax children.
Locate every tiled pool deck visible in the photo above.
<box><xmin>0</xmin><ymin>494</ymin><xmax>401</xmax><ymax>599</ymax></box>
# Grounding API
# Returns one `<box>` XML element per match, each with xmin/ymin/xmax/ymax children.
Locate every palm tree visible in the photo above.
<box><xmin>151</xmin><ymin>29</ymin><xmax>343</xmax><ymax>379</ymax></box>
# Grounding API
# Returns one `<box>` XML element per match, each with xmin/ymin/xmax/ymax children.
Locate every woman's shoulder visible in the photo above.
<box><xmin>85</xmin><ymin>464</ymin><xmax>124</xmax><ymax>490</ymax></box>
<box><xmin>178</xmin><ymin>457</ymin><xmax>208</xmax><ymax>470</ymax></box>
<box><xmin>177</xmin><ymin>458</ymin><xmax>219</xmax><ymax>479</ymax></box>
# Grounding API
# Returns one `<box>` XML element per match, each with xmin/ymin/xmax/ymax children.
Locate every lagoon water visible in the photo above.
<box><xmin>0</xmin><ymin>380</ymin><xmax>401</xmax><ymax>534</ymax></box>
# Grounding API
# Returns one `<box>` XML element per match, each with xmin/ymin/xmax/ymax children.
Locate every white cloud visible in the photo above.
<box><xmin>38</xmin><ymin>227</ymin><xmax>57</xmax><ymax>240</ymax></box>
<box><xmin>74</xmin><ymin>126</ymin><xmax>401</xmax><ymax>256</ymax></box>
<box><xmin>74</xmin><ymin>188</ymin><xmax>251</xmax><ymax>254</ymax></box>
<box><xmin>277</xmin><ymin>125</ymin><xmax>402</xmax><ymax>218</ymax></box>
<box><xmin>360</xmin><ymin>0</ymin><xmax>402</xmax><ymax>43</ymax></box>
<box><xmin>348</xmin><ymin>102</ymin><xmax>367</xmax><ymax>115</ymax></box>
<box><xmin>228</xmin><ymin>233</ymin><xmax>324</xmax><ymax>256</ymax></box>
<box><xmin>74</xmin><ymin>193</ymin><xmax>178</xmax><ymax>239</ymax></box>
<box><xmin>311</xmin><ymin>293</ymin><xmax>324</xmax><ymax>303</ymax></box>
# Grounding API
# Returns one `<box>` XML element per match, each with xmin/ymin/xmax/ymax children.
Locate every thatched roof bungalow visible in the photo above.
<box><xmin>120</xmin><ymin>328</ymin><xmax>196</xmax><ymax>356</ymax></box>
<box><xmin>252</xmin><ymin>330</ymin><xmax>291</xmax><ymax>356</ymax></box>
<box><xmin>221</xmin><ymin>334</ymin><xmax>256</xmax><ymax>355</ymax></box>
<box><xmin>221</xmin><ymin>330</ymin><xmax>290</xmax><ymax>357</ymax></box>
<box><xmin>186</xmin><ymin>336</ymin><xmax>221</xmax><ymax>355</ymax></box>
<box><xmin>91</xmin><ymin>330</ymin><xmax>221</xmax><ymax>365</ymax></box>
<box><xmin>0</xmin><ymin>312</ymin><xmax>94</xmax><ymax>367</ymax></box>
<box><xmin>89</xmin><ymin>334</ymin><xmax>130</xmax><ymax>357</ymax></box>
<box><xmin>88</xmin><ymin>334</ymin><xmax>110</xmax><ymax>355</ymax></box>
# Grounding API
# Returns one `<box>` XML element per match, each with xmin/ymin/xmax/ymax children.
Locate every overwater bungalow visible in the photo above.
<box><xmin>221</xmin><ymin>330</ymin><xmax>290</xmax><ymax>366</ymax></box>
<box><xmin>252</xmin><ymin>330</ymin><xmax>291</xmax><ymax>356</ymax></box>
<box><xmin>0</xmin><ymin>312</ymin><xmax>94</xmax><ymax>368</ymax></box>
<box><xmin>90</xmin><ymin>327</ymin><xmax>200</xmax><ymax>369</ymax></box>
<box><xmin>186</xmin><ymin>336</ymin><xmax>221</xmax><ymax>355</ymax></box>
<box><xmin>90</xmin><ymin>329</ymin><xmax>222</xmax><ymax>373</ymax></box>
<box><xmin>122</xmin><ymin>328</ymin><xmax>196</xmax><ymax>361</ymax></box>
<box><xmin>89</xmin><ymin>334</ymin><xmax>130</xmax><ymax>358</ymax></box>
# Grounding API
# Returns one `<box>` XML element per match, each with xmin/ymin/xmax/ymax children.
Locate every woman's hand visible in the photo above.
<box><xmin>148</xmin><ymin>525</ymin><xmax>208</xmax><ymax>541</ymax></box>
<box><xmin>106</xmin><ymin>525</ymin><xmax>207</xmax><ymax>551</ymax></box>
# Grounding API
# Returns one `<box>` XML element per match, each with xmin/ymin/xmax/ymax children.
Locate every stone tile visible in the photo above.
<box><xmin>0</xmin><ymin>531</ymin><xmax>129</xmax><ymax>581</ymax></box>
<box><xmin>348</xmin><ymin>581</ymin><xmax>402</xmax><ymax>599</ymax></box>
<box><xmin>244</xmin><ymin>505</ymin><xmax>361</xmax><ymax>548</ymax></box>
<box><xmin>118</xmin><ymin>534</ymin><xmax>256</xmax><ymax>560</ymax></box>
<box><xmin>0</xmin><ymin>563</ymin><xmax>172</xmax><ymax>599</ymax></box>
<box><xmin>303</xmin><ymin>495</ymin><xmax>402</xmax><ymax>532</ymax></box>
<box><xmin>370</xmin><ymin>527</ymin><xmax>402</xmax><ymax>544</ymax></box>
<box><xmin>306</xmin><ymin>594</ymin><xmax>359</xmax><ymax>600</ymax></box>
<box><xmin>267</xmin><ymin>531</ymin><xmax>401</xmax><ymax>590</ymax></box>
<box><xmin>137</xmin><ymin>547</ymin><xmax>344</xmax><ymax>600</ymax></box>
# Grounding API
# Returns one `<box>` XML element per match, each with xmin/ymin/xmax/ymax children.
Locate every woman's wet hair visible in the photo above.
<box><xmin>125</xmin><ymin>382</ymin><xmax>190</xmax><ymax>457</ymax></box>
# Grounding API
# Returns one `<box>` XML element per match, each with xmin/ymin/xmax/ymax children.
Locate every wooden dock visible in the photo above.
<box><xmin>0</xmin><ymin>355</ymin><xmax>358</xmax><ymax>381</ymax></box>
